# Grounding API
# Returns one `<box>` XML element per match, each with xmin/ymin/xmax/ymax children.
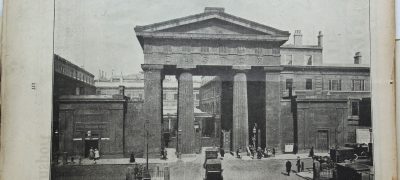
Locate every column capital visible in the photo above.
<box><xmin>141</xmin><ymin>64</ymin><xmax>164</xmax><ymax>71</ymax></box>
<box><xmin>263</xmin><ymin>66</ymin><xmax>284</xmax><ymax>73</ymax></box>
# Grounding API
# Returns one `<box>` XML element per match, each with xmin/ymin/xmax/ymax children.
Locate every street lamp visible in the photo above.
<box><xmin>177</xmin><ymin>129</ymin><xmax>182</xmax><ymax>159</ymax></box>
<box><xmin>252</xmin><ymin>123</ymin><xmax>257</xmax><ymax>148</ymax></box>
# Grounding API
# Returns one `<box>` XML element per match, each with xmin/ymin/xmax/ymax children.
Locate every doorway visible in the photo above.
<box><xmin>84</xmin><ymin>140</ymin><xmax>99</xmax><ymax>157</ymax></box>
<box><xmin>316</xmin><ymin>130</ymin><xmax>329</xmax><ymax>151</ymax></box>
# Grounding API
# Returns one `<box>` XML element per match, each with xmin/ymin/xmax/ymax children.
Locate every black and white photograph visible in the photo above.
<box><xmin>48</xmin><ymin>0</ymin><xmax>378</xmax><ymax>179</ymax></box>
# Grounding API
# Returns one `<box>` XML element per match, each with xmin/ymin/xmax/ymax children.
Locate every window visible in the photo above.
<box><xmin>219</xmin><ymin>46</ymin><xmax>227</xmax><ymax>54</ymax></box>
<box><xmin>351</xmin><ymin>101</ymin><xmax>359</xmax><ymax>116</ymax></box>
<box><xmin>182</xmin><ymin>46</ymin><xmax>191</xmax><ymax>52</ymax></box>
<box><xmin>255</xmin><ymin>48</ymin><xmax>262</xmax><ymax>55</ymax></box>
<box><xmin>174</xmin><ymin>93</ymin><xmax>178</xmax><ymax>100</ymax></box>
<box><xmin>329</xmin><ymin>80</ymin><xmax>342</xmax><ymax>91</ymax></box>
<box><xmin>286</xmin><ymin>79</ymin><xmax>293</xmax><ymax>90</ymax></box>
<box><xmin>163</xmin><ymin>45</ymin><xmax>171</xmax><ymax>53</ymax></box>
<box><xmin>352</xmin><ymin>79</ymin><xmax>365</xmax><ymax>91</ymax></box>
<box><xmin>237</xmin><ymin>46</ymin><xmax>245</xmax><ymax>54</ymax></box>
<box><xmin>201</xmin><ymin>46</ymin><xmax>209</xmax><ymax>53</ymax></box>
<box><xmin>306</xmin><ymin>79</ymin><xmax>313</xmax><ymax>90</ymax></box>
<box><xmin>195</xmin><ymin>94</ymin><xmax>200</xmax><ymax>100</ymax></box>
<box><xmin>285</xmin><ymin>55</ymin><xmax>293</xmax><ymax>65</ymax></box>
<box><xmin>305</xmin><ymin>55</ymin><xmax>313</xmax><ymax>65</ymax></box>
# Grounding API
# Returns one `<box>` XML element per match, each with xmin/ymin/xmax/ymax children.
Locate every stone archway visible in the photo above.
<box><xmin>135</xmin><ymin>7</ymin><xmax>289</xmax><ymax>156</ymax></box>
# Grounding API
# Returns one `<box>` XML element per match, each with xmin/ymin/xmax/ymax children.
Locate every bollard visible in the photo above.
<box><xmin>313</xmin><ymin>160</ymin><xmax>321</xmax><ymax>180</ymax></box>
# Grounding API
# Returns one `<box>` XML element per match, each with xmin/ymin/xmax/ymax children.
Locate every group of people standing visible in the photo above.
<box><xmin>89</xmin><ymin>147</ymin><xmax>100</xmax><ymax>163</ymax></box>
<box><xmin>285</xmin><ymin>156</ymin><xmax>305</xmax><ymax>176</ymax></box>
<box><xmin>249</xmin><ymin>146</ymin><xmax>276</xmax><ymax>159</ymax></box>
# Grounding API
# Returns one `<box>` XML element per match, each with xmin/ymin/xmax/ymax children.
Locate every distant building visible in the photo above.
<box><xmin>95</xmin><ymin>74</ymin><xmax>201</xmax><ymax>114</ymax></box>
<box><xmin>53</xmin><ymin>54</ymin><xmax>96</xmax><ymax>96</ymax></box>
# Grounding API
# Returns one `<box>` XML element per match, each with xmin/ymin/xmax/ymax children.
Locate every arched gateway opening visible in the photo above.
<box><xmin>135</xmin><ymin>7</ymin><xmax>289</xmax><ymax>157</ymax></box>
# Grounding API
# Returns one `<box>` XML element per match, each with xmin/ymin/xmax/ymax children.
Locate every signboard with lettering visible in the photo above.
<box><xmin>75</xmin><ymin>122</ymin><xmax>108</xmax><ymax>132</ymax></box>
<box><xmin>356</xmin><ymin>129</ymin><xmax>371</xmax><ymax>144</ymax></box>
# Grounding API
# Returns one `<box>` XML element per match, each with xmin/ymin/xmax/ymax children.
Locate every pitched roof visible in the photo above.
<box><xmin>134</xmin><ymin>7</ymin><xmax>290</xmax><ymax>46</ymax></box>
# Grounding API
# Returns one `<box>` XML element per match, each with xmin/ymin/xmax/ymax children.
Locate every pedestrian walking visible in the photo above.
<box><xmin>286</xmin><ymin>160</ymin><xmax>292</xmax><ymax>176</ymax></box>
<box><xmin>220</xmin><ymin>148</ymin><xmax>225</xmax><ymax>158</ymax></box>
<box><xmin>94</xmin><ymin>148</ymin><xmax>100</xmax><ymax>160</ymax></box>
<box><xmin>89</xmin><ymin>147</ymin><xmax>95</xmax><ymax>160</ymax></box>
<box><xmin>163</xmin><ymin>148</ymin><xmax>168</xmax><ymax>160</ymax></box>
<box><xmin>296</xmin><ymin>156</ymin><xmax>301</xmax><ymax>172</ymax></box>
<box><xmin>257</xmin><ymin>147</ymin><xmax>262</xmax><ymax>159</ymax></box>
<box><xmin>272</xmin><ymin>148</ymin><xmax>276</xmax><ymax>157</ymax></box>
<box><xmin>309</xmin><ymin>146</ymin><xmax>314</xmax><ymax>157</ymax></box>
<box><xmin>130</xmin><ymin>152</ymin><xmax>135</xmax><ymax>163</ymax></box>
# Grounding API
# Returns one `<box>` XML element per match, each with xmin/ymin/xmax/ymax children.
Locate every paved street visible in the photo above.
<box><xmin>168</xmin><ymin>149</ymin><xmax>315</xmax><ymax>180</ymax></box>
<box><xmin>58</xmin><ymin>148</ymin><xmax>318</xmax><ymax>180</ymax></box>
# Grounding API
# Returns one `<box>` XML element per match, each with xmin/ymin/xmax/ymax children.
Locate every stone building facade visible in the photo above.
<box><xmin>199</xmin><ymin>31</ymin><xmax>371</xmax><ymax>153</ymax></box>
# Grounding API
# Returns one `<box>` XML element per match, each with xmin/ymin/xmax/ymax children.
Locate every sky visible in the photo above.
<box><xmin>54</xmin><ymin>0</ymin><xmax>371</xmax><ymax>77</ymax></box>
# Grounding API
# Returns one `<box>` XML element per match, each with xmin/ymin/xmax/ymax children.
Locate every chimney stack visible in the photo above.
<box><xmin>294</xmin><ymin>30</ymin><xmax>303</xmax><ymax>46</ymax></box>
<box><xmin>204</xmin><ymin>7</ymin><xmax>225</xmax><ymax>13</ymax></box>
<box><xmin>318</xmin><ymin>31</ymin><xmax>323</xmax><ymax>47</ymax></box>
<box><xmin>354</xmin><ymin>52</ymin><xmax>362</xmax><ymax>64</ymax></box>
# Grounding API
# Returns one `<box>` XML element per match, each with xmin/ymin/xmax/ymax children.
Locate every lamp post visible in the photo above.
<box><xmin>142</xmin><ymin>121</ymin><xmax>152</xmax><ymax>179</ymax></box>
<box><xmin>177</xmin><ymin>129</ymin><xmax>182</xmax><ymax>159</ymax></box>
<box><xmin>252</xmin><ymin>123</ymin><xmax>257</xmax><ymax>148</ymax></box>
<box><xmin>194</xmin><ymin>121</ymin><xmax>200</xmax><ymax>154</ymax></box>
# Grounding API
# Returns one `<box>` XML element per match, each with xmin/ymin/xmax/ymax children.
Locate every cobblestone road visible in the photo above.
<box><xmin>169</xmin><ymin>154</ymin><xmax>313</xmax><ymax>180</ymax></box>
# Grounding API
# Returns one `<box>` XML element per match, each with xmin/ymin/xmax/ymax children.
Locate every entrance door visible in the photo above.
<box><xmin>316</xmin><ymin>130</ymin><xmax>329</xmax><ymax>151</ymax></box>
<box><xmin>85</xmin><ymin>140</ymin><xmax>99</xmax><ymax>157</ymax></box>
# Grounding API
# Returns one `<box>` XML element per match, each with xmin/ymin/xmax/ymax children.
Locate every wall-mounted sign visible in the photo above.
<box><xmin>356</xmin><ymin>129</ymin><xmax>371</xmax><ymax>144</ymax></box>
<box><xmin>75</xmin><ymin>122</ymin><xmax>108</xmax><ymax>132</ymax></box>
<box><xmin>285</xmin><ymin>144</ymin><xmax>294</xmax><ymax>152</ymax></box>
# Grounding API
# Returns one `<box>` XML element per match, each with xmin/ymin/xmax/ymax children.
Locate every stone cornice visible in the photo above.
<box><xmin>137</xmin><ymin>32</ymin><xmax>289</xmax><ymax>42</ymax></box>
<box><xmin>232</xmin><ymin>65</ymin><xmax>251</xmax><ymax>70</ymax></box>
<box><xmin>263</xmin><ymin>66</ymin><xmax>284</xmax><ymax>72</ymax></box>
<box><xmin>141</xmin><ymin>64</ymin><xmax>164</xmax><ymax>71</ymax></box>
<box><xmin>281</xmin><ymin>65</ymin><xmax>370</xmax><ymax>72</ymax></box>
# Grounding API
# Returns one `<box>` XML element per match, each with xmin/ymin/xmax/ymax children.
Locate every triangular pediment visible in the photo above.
<box><xmin>159</xmin><ymin>18</ymin><xmax>268</xmax><ymax>35</ymax></box>
<box><xmin>135</xmin><ymin>7</ymin><xmax>290</xmax><ymax>37</ymax></box>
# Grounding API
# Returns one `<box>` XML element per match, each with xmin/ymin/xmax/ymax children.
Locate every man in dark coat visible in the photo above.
<box><xmin>130</xmin><ymin>152</ymin><xmax>135</xmax><ymax>163</ymax></box>
<box><xmin>296</xmin><ymin>156</ymin><xmax>301</xmax><ymax>172</ymax></box>
<box><xmin>309</xmin><ymin>146</ymin><xmax>314</xmax><ymax>157</ymax></box>
<box><xmin>286</xmin><ymin>160</ymin><xmax>292</xmax><ymax>176</ymax></box>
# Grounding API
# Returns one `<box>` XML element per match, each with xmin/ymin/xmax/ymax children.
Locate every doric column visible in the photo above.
<box><xmin>232</xmin><ymin>66</ymin><xmax>250</xmax><ymax>151</ymax></box>
<box><xmin>264</xmin><ymin>66</ymin><xmax>283</xmax><ymax>151</ymax></box>
<box><xmin>177</xmin><ymin>69</ymin><xmax>195</xmax><ymax>154</ymax></box>
<box><xmin>142</xmin><ymin>64</ymin><xmax>164</xmax><ymax>158</ymax></box>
